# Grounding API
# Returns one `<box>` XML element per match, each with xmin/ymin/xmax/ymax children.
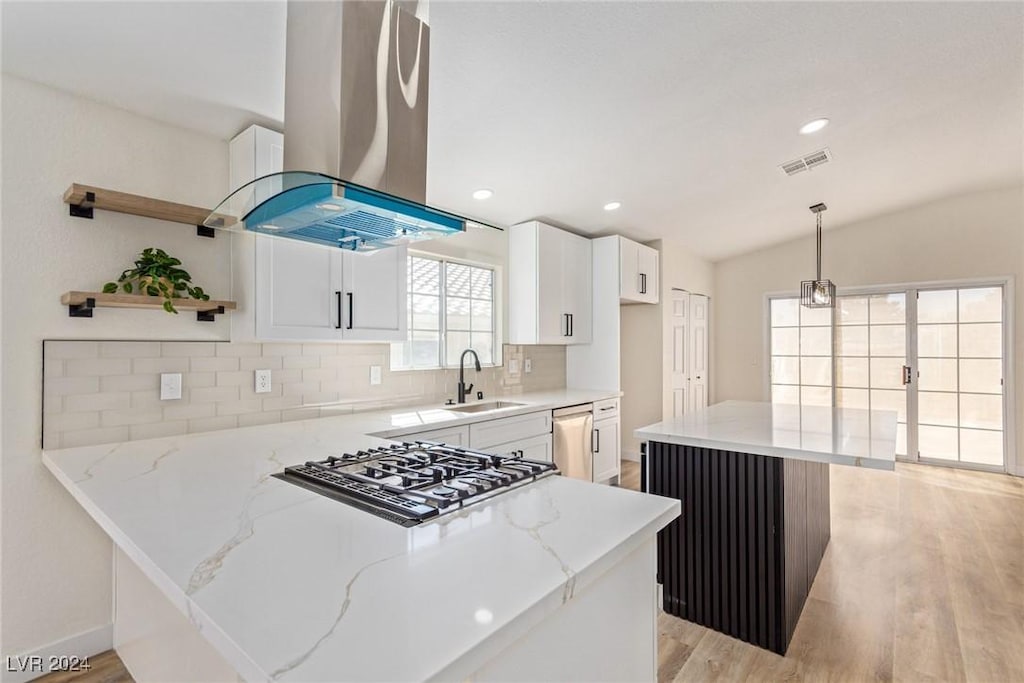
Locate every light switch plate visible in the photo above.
<box><xmin>254</xmin><ymin>369</ymin><xmax>272</xmax><ymax>394</ymax></box>
<box><xmin>369</xmin><ymin>365</ymin><xmax>382</xmax><ymax>386</ymax></box>
<box><xmin>160</xmin><ymin>373</ymin><xmax>182</xmax><ymax>401</ymax></box>
<box><xmin>524</xmin><ymin>358</ymin><xmax>532</xmax><ymax>374</ymax></box>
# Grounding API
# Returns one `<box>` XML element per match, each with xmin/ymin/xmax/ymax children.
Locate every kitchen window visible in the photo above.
<box><xmin>390</xmin><ymin>255</ymin><xmax>498</xmax><ymax>370</ymax></box>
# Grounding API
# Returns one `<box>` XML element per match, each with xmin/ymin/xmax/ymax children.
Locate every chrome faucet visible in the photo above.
<box><xmin>457</xmin><ymin>349</ymin><xmax>481</xmax><ymax>403</ymax></box>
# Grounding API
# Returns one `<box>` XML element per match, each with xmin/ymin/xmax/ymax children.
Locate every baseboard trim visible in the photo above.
<box><xmin>622</xmin><ymin>450</ymin><xmax>640</xmax><ymax>463</ymax></box>
<box><xmin>3</xmin><ymin>624</ymin><xmax>113</xmax><ymax>683</ymax></box>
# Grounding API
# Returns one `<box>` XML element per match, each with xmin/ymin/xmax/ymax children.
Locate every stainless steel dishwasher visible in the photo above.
<box><xmin>552</xmin><ymin>403</ymin><xmax>594</xmax><ymax>481</ymax></box>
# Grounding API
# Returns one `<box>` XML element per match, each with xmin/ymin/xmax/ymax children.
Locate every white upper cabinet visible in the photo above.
<box><xmin>229</xmin><ymin>125</ymin><xmax>407</xmax><ymax>343</ymax></box>
<box><xmin>619</xmin><ymin>236</ymin><xmax>659</xmax><ymax>304</ymax></box>
<box><xmin>509</xmin><ymin>221</ymin><xmax>592</xmax><ymax>345</ymax></box>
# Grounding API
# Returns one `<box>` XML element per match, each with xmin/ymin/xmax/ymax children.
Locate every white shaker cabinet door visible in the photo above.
<box><xmin>562</xmin><ymin>230</ymin><xmax>593</xmax><ymax>344</ymax></box>
<box><xmin>255</xmin><ymin>237</ymin><xmax>344</xmax><ymax>341</ymax></box>
<box><xmin>536</xmin><ymin>224</ymin><xmax>567</xmax><ymax>344</ymax></box>
<box><xmin>619</xmin><ymin>237</ymin><xmax>642</xmax><ymax>302</ymax></box>
<box><xmin>341</xmin><ymin>246</ymin><xmax>408</xmax><ymax>341</ymax></box>
<box><xmin>593</xmin><ymin>417</ymin><xmax>620</xmax><ymax>483</ymax></box>
<box><xmin>636</xmin><ymin>243</ymin><xmax>659</xmax><ymax>304</ymax></box>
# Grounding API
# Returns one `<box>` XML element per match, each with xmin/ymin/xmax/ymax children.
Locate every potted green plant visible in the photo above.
<box><xmin>103</xmin><ymin>247</ymin><xmax>210</xmax><ymax>314</ymax></box>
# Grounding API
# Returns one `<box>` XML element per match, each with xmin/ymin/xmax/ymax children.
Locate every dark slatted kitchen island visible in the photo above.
<box><xmin>637</xmin><ymin>401</ymin><xmax>897</xmax><ymax>655</ymax></box>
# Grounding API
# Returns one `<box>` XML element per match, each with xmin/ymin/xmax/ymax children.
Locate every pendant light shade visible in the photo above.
<box><xmin>800</xmin><ymin>202</ymin><xmax>835</xmax><ymax>309</ymax></box>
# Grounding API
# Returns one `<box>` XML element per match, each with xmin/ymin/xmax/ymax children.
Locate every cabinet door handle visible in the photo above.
<box><xmin>346</xmin><ymin>292</ymin><xmax>354</xmax><ymax>330</ymax></box>
<box><xmin>592</xmin><ymin>428</ymin><xmax>600</xmax><ymax>453</ymax></box>
<box><xmin>563</xmin><ymin>313</ymin><xmax>570</xmax><ymax>337</ymax></box>
<box><xmin>638</xmin><ymin>272</ymin><xmax>644</xmax><ymax>295</ymax></box>
<box><xmin>568</xmin><ymin>313</ymin><xmax>573</xmax><ymax>337</ymax></box>
<box><xmin>335</xmin><ymin>291</ymin><xmax>342</xmax><ymax>329</ymax></box>
<box><xmin>641</xmin><ymin>273</ymin><xmax>647</xmax><ymax>294</ymax></box>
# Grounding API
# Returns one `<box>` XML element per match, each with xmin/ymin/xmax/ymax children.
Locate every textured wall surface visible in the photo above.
<box><xmin>42</xmin><ymin>341</ymin><xmax>565</xmax><ymax>449</ymax></box>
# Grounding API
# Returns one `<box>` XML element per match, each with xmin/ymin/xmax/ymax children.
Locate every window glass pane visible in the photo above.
<box><xmin>896</xmin><ymin>424</ymin><xmax>907</xmax><ymax>457</ymax></box>
<box><xmin>445</xmin><ymin>331</ymin><xmax>471</xmax><ymax>366</ymax></box>
<box><xmin>800</xmin><ymin>304</ymin><xmax>831</xmax><ymax>327</ymax></box>
<box><xmin>411</xmin><ymin>331</ymin><xmax>440</xmax><ymax>368</ymax></box>
<box><xmin>471</xmin><ymin>332</ymin><xmax>494</xmax><ymax>365</ymax></box>
<box><xmin>446</xmin><ymin>297</ymin><xmax>471</xmax><ymax>331</ymax></box>
<box><xmin>771</xmin><ymin>357</ymin><xmax>800</xmax><ymax>384</ymax></box>
<box><xmin>920</xmin><ymin>425</ymin><xmax>958</xmax><ymax>460</ymax></box>
<box><xmin>919</xmin><ymin>391</ymin><xmax>957</xmax><ymax>427</ymax></box>
<box><xmin>800</xmin><ymin>357</ymin><xmax>832</xmax><ymax>386</ymax></box>
<box><xmin>446</xmin><ymin>263</ymin><xmax>473</xmax><ymax>298</ymax></box>
<box><xmin>959</xmin><ymin>323</ymin><xmax>1001</xmax><ymax>358</ymax></box>
<box><xmin>837</xmin><ymin>297</ymin><xmax>868</xmax><ymax>325</ymax></box>
<box><xmin>959</xmin><ymin>359</ymin><xmax>1002</xmax><ymax>394</ymax></box>
<box><xmin>919</xmin><ymin>359</ymin><xmax>957</xmax><ymax>392</ymax></box>
<box><xmin>870</xmin><ymin>325</ymin><xmax>905</xmax><ymax>358</ymax></box>
<box><xmin>800</xmin><ymin>327</ymin><xmax>832</xmax><ymax>356</ymax></box>
<box><xmin>411</xmin><ymin>294</ymin><xmax>440</xmax><ymax>331</ymax></box>
<box><xmin>772</xmin><ymin>328</ymin><xmax>799</xmax><ymax>355</ymax></box>
<box><xmin>870</xmin><ymin>358</ymin><xmax>904</xmax><ymax>389</ymax></box>
<box><xmin>958</xmin><ymin>287</ymin><xmax>1001</xmax><ymax>323</ymax></box>
<box><xmin>772</xmin><ymin>384</ymin><xmax>800</xmax><ymax>405</ymax></box>
<box><xmin>869</xmin><ymin>294</ymin><xmax>905</xmax><ymax>324</ymax></box>
<box><xmin>390</xmin><ymin>342</ymin><xmax>409</xmax><ymax>369</ymax></box>
<box><xmin>410</xmin><ymin>257</ymin><xmax>440</xmax><ymax>295</ymax></box>
<box><xmin>959</xmin><ymin>394</ymin><xmax>1002</xmax><ymax>430</ymax></box>
<box><xmin>801</xmin><ymin>386</ymin><xmax>832</xmax><ymax>407</ymax></box>
<box><xmin>836</xmin><ymin>358</ymin><xmax>869</xmax><ymax>388</ymax></box>
<box><xmin>959</xmin><ymin>429</ymin><xmax>1002</xmax><ymax>466</ymax></box>
<box><xmin>918</xmin><ymin>324</ymin><xmax>957</xmax><ymax>357</ymax></box>
<box><xmin>870</xmin><ymin>389</ymin><xmax>907</xmax><ymax>421</ymax></box>
<box><xmin>471</xmin><ymin>300</ymin><xmax>492</xmax><ymax>331</ymax></box>
<box><xmin>771</xmin><ymin>298</ymin><xmax>799</xmax><ymax>327</ymax></box>
<box><xmin>471</xmin><ymin>268</ymin><xmax>493</xmax><ymax>300</ymax></box>
<box><xmin>836</xmin><ymin>326</ymin><xmax>868</xmax><ymax>357</ymax></box>
<box><xmin>918</xmin><ymin>290</ymin><xmax>957</xmax><ymax>323</ymax></box>
<box><xmin>837</xmin><ymin>388</ymin><xmax>869</xmax><ymax>410</ymax></box>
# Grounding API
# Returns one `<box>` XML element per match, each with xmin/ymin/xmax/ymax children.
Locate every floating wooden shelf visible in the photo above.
<box><xmin>63</xmin><ymin>183</ymin><xmax>218</xmax><ymax>237</ymax></box>
<box><xmin>60</xmin><ymin>291</ymin><xmax>237</xmax><ymax>322</ymax></box>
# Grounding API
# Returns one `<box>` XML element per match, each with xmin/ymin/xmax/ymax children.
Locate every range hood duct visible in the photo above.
<box><xmin>204</xmin><ymin>0</ymin><xmax>492</xmax><ymax>251</ymax></box>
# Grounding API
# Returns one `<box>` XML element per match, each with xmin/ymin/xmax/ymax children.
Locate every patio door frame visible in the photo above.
<box><xmin>764</xmin><ymin>275</ymin><xmax>1015</xmax><ymax>474</ymax></box>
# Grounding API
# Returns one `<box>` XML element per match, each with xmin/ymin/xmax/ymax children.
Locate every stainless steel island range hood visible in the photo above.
<box><xmin>204</xmin><ymin>0</ymin><xmax>494</xmax><ymax>251</ymax></box>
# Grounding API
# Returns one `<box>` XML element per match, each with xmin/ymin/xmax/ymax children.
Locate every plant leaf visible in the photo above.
<box><xmin>123</xmin><ymin>282</ymin><xmax>133</xmax><ymax>294</ymax></box>
<box><xmin>102</xmin><ymin>282</ymin><xmax>117</xmax><ymax>294</ymax></box>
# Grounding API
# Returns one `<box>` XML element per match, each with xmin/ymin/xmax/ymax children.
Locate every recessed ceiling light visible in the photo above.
<box><xmin>799</xmin><ymin>118</ymin><xmax>830</xmax><ymax>135</ymax></box>
<box><xmin>472</xmin><ymin>188</ymin><xmax>493</xmax><ymax>200</ymax></box>
<box><xmin>603</xmin><ymin>201</ymin><xmax>622</xmax><ymax>211</ymax></box>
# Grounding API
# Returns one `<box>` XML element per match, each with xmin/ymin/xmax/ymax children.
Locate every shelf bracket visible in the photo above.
<box><xmin>196</xmin><ymin>305</ymin><xmax>225</xmax><ymax>322</ymax></box>
<box><xmin>196</xmin><ymin>225</ymin><xmax>216</xmax><ymax>238</ymax></box>
<box><xmin>68</xmin><ymin>297</ymin><xmax>96</xmax><ymax>318</ymax></box>
<box><xmin>69</xmin><ymin>191</ymin><xmax>96</xmax><ymax>219</ymax></box>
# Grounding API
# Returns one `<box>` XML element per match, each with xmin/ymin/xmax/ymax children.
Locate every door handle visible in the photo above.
<box><xmin>641</xmin><ymin>273</ymin><xmax>647</xmax><ymax>294</ymax></box>
<box><xmin>569</xmin><ymin>313</ymin><xmax>574</xmax><ymax>337</ymax></box>
<box><xmin>902</xmin><ymin>365</ymin><xmax>912</xmax><ymax>385</ymax></box>
<box><xmin>563</xmin><ymin>313</ymin><xmax>570</xmax><ymax>337</ymax></box>
<box><xmin>638</xmin><ymin>272</ymin><xmax>644</xmax><ymax>295</ymax></box>
<box><xmin>592</xmin><ymin>428</ymin><xmax>600</xmax><ymax>453</ymax></box>
<box><xmin>335</xmin><ymin>291</ymin><xmax>342</xmax><ymax>329</ymax></box>
<box><xmin>346</xmin><ymin>292</ymin><xmax>354</xmax><ymax>330</ymax></box>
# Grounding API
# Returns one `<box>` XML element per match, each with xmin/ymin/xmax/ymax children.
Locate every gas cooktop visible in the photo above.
<box><xmin>273</xmin><ymin>442</ymin><xmax>559</xmax><ymax>526</ymax></box>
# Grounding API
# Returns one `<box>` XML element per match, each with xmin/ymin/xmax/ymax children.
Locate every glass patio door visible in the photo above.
<box><xmin>915</xmin><ymin>286</ymin><xmax>1005</xmax><ymax>468</ymax></box>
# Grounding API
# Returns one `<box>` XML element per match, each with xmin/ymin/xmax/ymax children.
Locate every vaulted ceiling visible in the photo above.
<box><xmin>3</xmin><ymin>1</ymin><xmax>1021</xmax><ymax>259</ymax></box>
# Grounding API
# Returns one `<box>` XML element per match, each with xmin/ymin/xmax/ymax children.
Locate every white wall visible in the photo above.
<box><xmin>713</xmin><ymin>186</ymin><xmax>1024</xmax><ymax>474</ymax></box>
<box><xmin>1</xmin><ymin>75</ymin><xmax>231</xmax><ymax>659</ymax></box>
<box><xmin>620</xmin><ymin>239</ymin><xmax>714</xmax><ymax>458</ymax></box>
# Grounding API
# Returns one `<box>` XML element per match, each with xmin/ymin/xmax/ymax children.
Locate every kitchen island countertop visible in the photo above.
<box><xmin>43</xmin><ymin>388</ymin><xmax>678</xmax><ymax>682</ymax></box>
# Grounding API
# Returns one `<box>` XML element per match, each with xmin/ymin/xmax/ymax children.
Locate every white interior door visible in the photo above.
<box><xmin>689</xmin><ymin>294</ymin><xmax>709</xmax><ymax>410</ymax></box>
<box><xmin>669</xmin><ymin>290</ymin><xmax>689</xmax><ymax>418</ymax></box>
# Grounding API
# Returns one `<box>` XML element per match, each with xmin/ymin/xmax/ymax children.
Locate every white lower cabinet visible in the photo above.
<box><xmin>469</xmin><ymin>411</ymin><xmax>552</xmax><ymax>450</ymax></box>
<box><xmin>492</xmin><ymin>433</ymin><xmax>553</xmax><ymax>463</ymax></box>
<box><xmin>402</xmin><ymin>424</ymin><xmax>470</xmax><ymax>447</ymax></box>
<box><xmin>593</xmin><ymin>416</ymin><xmax>620</xmax><ymax>483</ymax></box>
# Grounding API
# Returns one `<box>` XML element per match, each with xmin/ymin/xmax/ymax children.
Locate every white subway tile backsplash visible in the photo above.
<box><xmin>43</xmin><ymin>341</ymin><xmax>566</xmax><ymax>449</ymax></box>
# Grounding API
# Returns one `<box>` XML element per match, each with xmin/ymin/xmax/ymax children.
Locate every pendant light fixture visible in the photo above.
<box><xmin>800</xmin><ymin>202</ymin><xmax>835</xmax><ymax>308</ymax></box>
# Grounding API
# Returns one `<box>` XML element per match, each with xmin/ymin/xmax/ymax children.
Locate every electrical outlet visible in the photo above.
<box><xmin>160</xmin><ymin>373</ymin><xmax>182</xmax><ymax>401</ymax></box>
<box><xmin>369</xmin><ymin>365</ymin><xmax>382</xmax><ymax>386</ymax></box>
<box><xmin>509</xmin><ymin>359</ymin><xmax>520</xmax><ymax>375</ymax></box>
<box><xmin>254</xmin><ymin>369</ymin><xmax>272</xmax><ymax>394</ymax></box>
<box><xmin>524</xmin><ymin>358</ymin><xmax>532</xmax><ymax>374</ymax></box>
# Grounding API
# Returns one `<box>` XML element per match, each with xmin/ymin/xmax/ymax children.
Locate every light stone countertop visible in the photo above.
<box><xmin>636</xmin><ymin>400</ymin><xmax>898</xmax><ymax>470</ymax></box>
<box><xmin>43</xmin><ymin>389</ymin><xmax>680</xmax><ymax>682</ymax></box>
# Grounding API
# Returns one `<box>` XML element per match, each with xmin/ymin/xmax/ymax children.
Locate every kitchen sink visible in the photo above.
<box><xmin>445</xmin><ymin>401</ymin><xmax>526</xmax><ymax>413</ymax></box>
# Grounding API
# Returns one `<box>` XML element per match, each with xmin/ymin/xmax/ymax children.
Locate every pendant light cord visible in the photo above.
<box><xmin>815</xmin><ymin>212</ymin><xmax>822</xmax><ymax>281</ymax></box>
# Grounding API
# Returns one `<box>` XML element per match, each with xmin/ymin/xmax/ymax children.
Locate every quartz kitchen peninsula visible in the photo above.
<box><xmin>43</xmin><ymin>391</ymin><xmax>678</xmax><ymax>683</ymax></box>
<box><xmin>636</xmin><ymin>400</ymin><xmax>897</xmax><ymax>655</ymax></box>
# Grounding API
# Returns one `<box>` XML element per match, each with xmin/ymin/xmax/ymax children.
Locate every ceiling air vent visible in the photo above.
<box><xmin>780</xmin><ymin>148</ymin><xmax>833</xmax><ymax>176</ymax></box>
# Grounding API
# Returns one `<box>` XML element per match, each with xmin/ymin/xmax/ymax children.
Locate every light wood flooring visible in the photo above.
<box><xmin>33</xmin><ymin>651</ymin><xmax>131</xmax><ymax>683</ymax></box>
<box><xmin>620</xmin><ymin>459</ymin><xmax>1024</xmax><ymax>682</ymax></box>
